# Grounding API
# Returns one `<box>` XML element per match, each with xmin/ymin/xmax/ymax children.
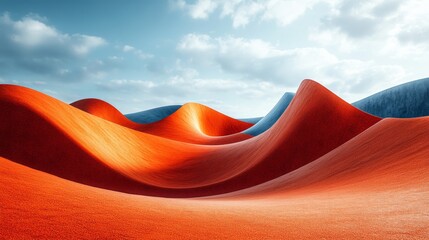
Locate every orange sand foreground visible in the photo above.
<box><xmin>0</xmin><ymin>80</ymin><xmax>428</xmax><ymax>239</ymax></box>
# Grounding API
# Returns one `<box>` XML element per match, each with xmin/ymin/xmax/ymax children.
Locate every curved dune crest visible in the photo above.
<box><xmin>135</xmin><ymin>103</ymin><xmax>253</xmax><ymax>140</ymax></box>
<box><xmin>1</xmin><ymin>79</ymin><xmax>428</xmax><ymax>239</ymax></box>
<box><xmin>71</xmin><ymin>98</ymin><xmax>139</xmax><ymax>126</ymax></box>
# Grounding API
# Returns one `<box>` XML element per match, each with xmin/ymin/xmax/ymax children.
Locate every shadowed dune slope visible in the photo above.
<box><xmin>0</xmin><ymin>80</ymin><xmax>379</xmax><ymax>197</ymax></box>
<box><xmin>0</xmin><ymin>86</ymin><xmax>169</xmax><ymax>195</ymax></box>
<box><xmin>218</xmin><ymin>117</ymin><xmax>429</xmax><ymax>199</ymax></box>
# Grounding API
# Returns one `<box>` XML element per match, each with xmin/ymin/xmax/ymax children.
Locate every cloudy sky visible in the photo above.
<box><xmin>0</xmin><ymin>0</ymin><xmax>428</xmax><ymax>117</ymax></box>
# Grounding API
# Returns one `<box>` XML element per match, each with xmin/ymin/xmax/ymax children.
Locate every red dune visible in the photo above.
<box><xmin>216</xmin><ymin>117</ymin><xmax>429</xmax><ymax>199</ymax></box>
<box><xmin>71</xmin><ymin>98</ymin><xmax>253</xmax><ymax>144</ymax></box>
<box><xmin>71</xmin><ymin>98</ymin><xmax>140</xmax><ymax>127</ymax></box>
<box><xmin>1</xmin><ymin>122</ymin><xmax>428</xmax><ymax>239</ymax></box>
<box><xmin>0</xmin><ymin>80</ymin><xmax>379</xmax><ymax>193</ymax></box>
<box><xmin>136</xmin><ymin>102</ymin><xmax>254</xmax><ymax>144</ymax></box>
<box><xmin>1</xmin><ymin>80</ymin><xmax>428</xmax><ymax>239</ymax></box>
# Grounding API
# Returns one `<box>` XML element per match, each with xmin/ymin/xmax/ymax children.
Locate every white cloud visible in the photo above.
<box><xmin>317</xmin><ymin>0</ymin><xmax>400</xmax><ymax>39</ymax></box>
<box><xmin>190</xmin><ymin>0</ymin><xmax>218</xmax><ymax>19</ymax></box>
<box><xmin>121</xmin><ymin>44</ymin><xmax>153</xmax><ymax>59</ymax></box>
<box><xmin>1</xmin><ymin>13</ymin><xmax>105</xmax><ymax>57</ymax></box>
<box><xmin>173</xmin><ymin>0</ymin><xmax>218</xmax><ymax>19</ymax></box>
<box><xmin>72</xmin><ymin>35</ymin><xmax>106</xmax><ymax>55</ymax></box>
<box><xmin>312</xmin><ymin>0</ymin><xmax>429</xmax><ymax>55</ymax></box>
<box><xmin>178</xmin><ymin>34</ymin><xmax>337</xmax><ymax>86</ymax></box>
<box><xmin>227</xmin><ymin>1</ymin><xmax>265</xmax><ymax>28</ymax></box>
<box><xmin>97</xmin><ymin>79</ymin><xmax>156</xmax><ymax>92</ymax></box>
<box><xmin>122</xmin><ymin>45</ymin><xmax>135</xmax><ymax>52</ymax></box>
<box><xmin>262</xmin><ymin>0</ymin><xmax>316</xmax><ymax>26</ymax></box>
<box><xmin>174</xmin><ymin>0</ymin><xmax>322</xmax><ymax>28</ymax></box>
<box><xmin>167</xmin><ymin>75</ymin><xmax>248</xmax><ymax>92</ymax></box>
<box><xmin>0</xmin><ymin>13</ymin><xmax>108</xmax><ymax>81</ymax></box>
<box><xmin>10</xmin><ymin>15</ymin><xmax>58</xmax><ymax>47</ymax></box>
<box><xmin>322</xmin><ymin>60</ymin><xmax>405</xmax><ymax>96</ymax></box>
<box><xmin>177</xmin><ymin>34</ymin><xmax>216</xmax><ymax>52</ymax></box>
<box><xmin>397</xmin><ymin>25</ymin><xmax>429</xmax><ymax>46</ymax></box>
<box><xmin>177</xmin><ymin>33</ymin><xmax>407</xmax><ymax>99</ymax></box>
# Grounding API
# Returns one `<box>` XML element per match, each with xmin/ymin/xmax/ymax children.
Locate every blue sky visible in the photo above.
<box><xmin>0</xmin><ymin>0</ymin><xmax>428</xmax><ymax>117</ymax></box>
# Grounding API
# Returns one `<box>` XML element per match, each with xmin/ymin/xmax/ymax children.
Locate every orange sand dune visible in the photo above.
<box><xmin>217</xmin><ymin>117</ymin><xmax>429</xmax><ymax>199</ymax></box>
<box><xmin>1</xmin><ymin>128</ymin><xmax>428</xmax><ymax>239</ymax></box>
<box><xmin>71</xmin><ymin>98</ymin><xmax>140</xmax><ymax>127</ymax></box>
<box><xmin>72</xmin><ymin>98</ymin><xmax>253</xmax><ymax>144</ymax></box>
<box><xmin>136</xmin><ymin>102</ymin><xmax>254</xmax><ymax>144</ymax></box>
<box><xmin>0</xmin><ymin>80</ymin><xmax>379</xmax><ymax>195</ymax></box>
<box><xmin>1</xmin><ymin>79</ymin><xmax>428</xmax><ymax>239</ymax></box>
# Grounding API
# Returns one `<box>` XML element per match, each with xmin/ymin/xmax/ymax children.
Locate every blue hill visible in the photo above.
<box><xmin>243</xmin><ymin>93</ymin><xmax>295</xmax><ymax>136</ymax></box>
<box><xmin>353</xmin><ymin>78</ymin><xmax>429</xmax><ymax>118</ymax></box>
<box><xmin>125</xmin><ymin>105</ymin><xmax>181</xmax><ymax>124</ymax></box>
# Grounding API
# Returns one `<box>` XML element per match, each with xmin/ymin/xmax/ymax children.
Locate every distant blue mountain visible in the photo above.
<box><xmin>353</xmin><ymin>77</ymin><xmax>429</xmax><ymax>118</ymax></box>
<box><xmin>243</xmin><ymin>93</ymin><xmax>295</xmax><ymax>136</ymax></box>
<box><xmin>239</xmin><ymin>117</ymin><xmax>262</xmax><ymax>124</ymax></box>
<box><xmin>126</xmin><ymin>105</ymin><xmax>181</xmax><ymax>124</ymax></box>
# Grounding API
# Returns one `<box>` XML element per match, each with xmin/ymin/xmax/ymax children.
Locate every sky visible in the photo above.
<box><xmin>0</xmin><ymin>0</ymin><xmax>428</xmax><ymax>117</ymax></box>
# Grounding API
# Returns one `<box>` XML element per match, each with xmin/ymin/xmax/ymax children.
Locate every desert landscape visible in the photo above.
<box><xmin>1</xmin><ymin>1</ymin><xmax>429</xmax><ymax>238</ymax></box>
<box><xmin>1</xmin><ymin>78</ymin><xmax>428</xmax><ymax>239</ymax></box>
